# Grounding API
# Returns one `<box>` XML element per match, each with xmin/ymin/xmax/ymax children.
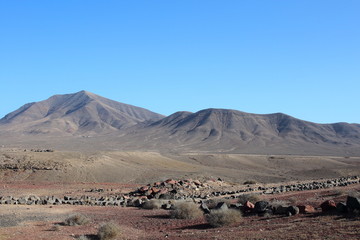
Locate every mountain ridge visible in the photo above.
<box><xmin>0</xmin><ymin>91</ymin><xmax>359</xmax><ymax>155</ymax></box>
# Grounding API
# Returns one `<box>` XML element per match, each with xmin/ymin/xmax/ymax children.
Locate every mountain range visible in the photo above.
<box><xmin>1</xmin><ymin>90</ymin><xmax>360</xmax><ymax>155</ymax></box>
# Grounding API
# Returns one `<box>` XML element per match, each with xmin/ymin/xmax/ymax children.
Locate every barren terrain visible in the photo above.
<box><xmin>0</xmin><ymin>148</ymin><xmax>359</xmax><ymax>184</ymax></box>
<box><xmin>0</xmin><ymin>181</ymin><xmax>359</xmax><ymax>240</ymax></box>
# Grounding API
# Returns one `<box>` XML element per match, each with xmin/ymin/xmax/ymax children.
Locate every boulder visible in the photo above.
<box><xmin>336</xmin><ymin>202</ymin><xmax>348</xmax><ymax>214</ymax></box>
<box><xmin>200</xmin><ymin>203</ymin><xmax>211</xmax><ymax>214</ymax></box>
<box><xmin>297</xmin><ymin>205</ymin><xmax>316</xmax><ymax>214</ymax></box>
<box><xmin>320</xmin><ymin>200</ymin><xmax>337</xmax><ymax>212</ymax></box>
<box><xmin>216</xmin><ymin>202</ymin><xmax>228</xmax><ymax>211</ymax></box>
<box><xmin>286</xmin><ymin>206</ymin><xmax>300</xmax><ymax>215</ymax></box>
<box><xmin>165</xmin><ymin>179</ymin><xmax>177</xmax><ymax>185</ymax></box>
<box><xmin>243</xmin><ymin>201</ymin><xmax>255</xmax><ymax>213</ymax></box>
<box><xmin>273</xmin><ymin>205</ymin><xmax>288</xmax><ymax>215</ymax></box>
<box><xmin>346</xmin><ymin>196</ymin><xmax>360</xmax><ymax>212</ymax></box>
<box><xmin>254</xmin><ymin>201</ymin><xmax>269</xmax><ymax>213</ymax></box>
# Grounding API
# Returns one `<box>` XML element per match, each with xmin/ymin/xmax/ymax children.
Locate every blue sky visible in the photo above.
<box><xmin>1</xmin><ymin>1</ymin><xmax>359</xmax><ymax>123</ymax></box>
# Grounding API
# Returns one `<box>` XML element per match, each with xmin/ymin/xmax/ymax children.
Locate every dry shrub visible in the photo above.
<box><xmin>243</xmin><ymin>180</ymin><xmax>257</xmax><ymax>185</ymax></box>
<box><xmin>170</xmin><ymin>201</ymin><xmax>203</xmax><ymax>219</ymax></box>
<box><xmin>237</xmin><ymin>194</ymin><xmax>261</xmax><ymax>205</ymax></box>
<box><xmin>64</xmin><ymin>214</ymin><xmax>90</xmax><ymax>226</ymax></box>
<box><xmin>268</xmin><ymin>199</ymin><xmax>290</xmax><ymax>207</ymax></box>
<box><xmin>347</xmin><ymin>190</ymin><xmax>360</xmax><ymax>198</ymax></box>
<box><xmin>98</xmin><ymin>222</ymin><xmax>121</xmax><ymax>240</ymax></box>
<box><xmin>206</xmin><ymin>209</ymin><xmax>242</xmax><ymax>228</ymax></box>
<box><xmin>49</xmin><ymin>224</ymin><xmax>60</xmax><ymax>231</ymax></box>
<box><xmin>142</xmin><ymin>199</ymin><xmax>162</xmax><ymax>209</ymax></box>
<box><xmin>205</xmin><ymin>198</ymin><xmax>231</xmax><ymax>209</ymax></box>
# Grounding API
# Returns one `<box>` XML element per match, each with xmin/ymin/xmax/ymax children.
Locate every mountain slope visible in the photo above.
<box><xmin>0</xmin><ymin>90</ymin><xmax>164</xmax><ymax>135</ymax></box>
<box><xmin>114</xmin><ymin>108</ymin><xmax>360</xmax><ymax>155</ymax></box>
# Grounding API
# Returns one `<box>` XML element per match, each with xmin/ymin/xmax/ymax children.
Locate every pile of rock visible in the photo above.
<box><xmin>129</xmin><ymin>179</ymin><xmax>215</xmax><ymax>200</ymax></box>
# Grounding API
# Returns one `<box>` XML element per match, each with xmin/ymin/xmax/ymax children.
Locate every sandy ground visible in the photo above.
<box><xmin>1</xmin><ymin>148</ymin><xmax>359</xmax><ymax>184</ymax></box>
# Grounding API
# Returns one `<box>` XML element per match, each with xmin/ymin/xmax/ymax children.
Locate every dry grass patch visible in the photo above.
<box><xmin>142</xmin><ymin>199</ymin><xmax>162</xmax><ymax>209</ymax></box>
<box><xmin>170</xmin><ymin>201</ymin><xmax>203</xmax><ymax>219</ymax></box>
<box><xmin>243</xmin><ymin>180</ymin><xmax>257</xmax><ymax>185</ymax></box>
<box><xmin>205</xmin><ymin>198</ymin><xmax>231</xmax><ymax>209</ymax></box>
<box><xmin>206</xmin><ymin>208</ymin><xmax>242</xmax><ymax>228</ymax></box>
<box><xmin>237</xmin><ymin>194</ymin><xmax>261</xmax><ymax>204</ymax></box>
<box><xmin>64</xmin><ymin>214</ymin><xmax>90</xmax><ymax>226</ymax></box>
<box><xmin>98</xmin><ymin>222</ymin><xmax>121</xmax><ymax>240</ymax></box>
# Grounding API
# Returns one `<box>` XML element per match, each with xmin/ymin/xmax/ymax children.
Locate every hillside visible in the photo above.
<box><xmin>0</xmin><ymin>92</ymin><xmax>360</xmax><ymax>156</ymax></box>
<box><xmin>0</xmin><ymin>90</ymin><xmax>164</xmax><ymax>135</ymax></box>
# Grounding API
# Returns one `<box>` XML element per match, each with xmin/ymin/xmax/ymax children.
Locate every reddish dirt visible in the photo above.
<box><xmin>0</xmin><ymin>183</ymin><xmax>359</xmax><ymax>240</ymax></box>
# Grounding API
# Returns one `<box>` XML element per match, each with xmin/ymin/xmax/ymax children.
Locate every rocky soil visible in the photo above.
<box><xmin>0</xmin><ymin>178</ymin><xmax>359</xmax><ymax>240</ymax></box>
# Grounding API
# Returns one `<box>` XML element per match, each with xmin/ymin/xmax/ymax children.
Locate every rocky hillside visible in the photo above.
<box><xmin>0</xmin><ymin>90</ymin><xmax>164</xmax><ymax>135</ymax></box>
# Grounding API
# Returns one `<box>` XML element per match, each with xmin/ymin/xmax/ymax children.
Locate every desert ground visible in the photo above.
<box><xmin>0</xmin><ymin>147</ymin><xmax>359</xmax><ymax>239</ymax></box>
<box><xmin>0</xmin><ymin>182</ymin><xmax>359</xmax><ymax>240</ymax></box>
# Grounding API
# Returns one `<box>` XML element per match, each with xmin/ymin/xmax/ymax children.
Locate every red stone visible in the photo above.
<box><xmin>165</xmin><ymin>179</ymin><xmax>177</xmax><ymax>185</ymax></box>
<box><xmin>298</xmin><ymin>205</ymin><xmax>316</xmax><ymax>214</ymax></box>
<box><xmin>320</xmin><ymin>200</ymin><xmax>337</xmax><ymax>212</ymax></box>
<box><xmin>151</xmin><ymin>187</ymin><xmax>161</xmax><ymax>193</ymax></box>
<box><xmin>159</xmin><ymin>189</ymin><xmax>168</xmax><ymax>194</ymax></box>
<box><xmin>139</xmin><ymin>186</ymin><xmax>149</xmax><ymax>192</ymax></box>
<box><xmin>243</xmin><ymin>201</ymin><xmax>255</xmax><ymax>212</ymax></box>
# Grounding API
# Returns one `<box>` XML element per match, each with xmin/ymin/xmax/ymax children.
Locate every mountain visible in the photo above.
<box><xmin>114</xmin><ymin>108</ymin><xmax>360</xmax><ymax>155</ymax></box>
<box><xmin>0</xmin><ymin>90</ymin><xmax>164</xmax><ymax>135</ymax></box>
<box><xmin>1</xmin><ymin>92</ymin><xmax>360</xmax><ymax>155</ymax></box>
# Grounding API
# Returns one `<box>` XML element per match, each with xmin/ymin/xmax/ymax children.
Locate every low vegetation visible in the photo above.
<box><xmin>205</xmin><ymin>198</ymin><xmax>231</xmax><ymax>209</ymax></box>
<box><xmin>63</xmin><ymin>214</ymin><xmax>90</xmax><ymax>226</ymax></box>
<box><xmin>237</xmin><ymin>193</ymin><xmax>261</xmax><ymax>204</ymax></box>
<box><xmin>206</xmin><ymin>208</ymin><xmax>242</xmax><ymax>228</ymax></box>
<box><xmin>98</xmin><ymin>222</ymin><xmax>121</xmax><ymax>240</ymax></box>
<box><xmin>142</xmin><ymin>199</ymin><xmax>162</xmax><ymax>209</ymax></box>
<box><xmin>243</xmin><ymin>180</ymin><xmax>257</xmax><ymax>185</ymax></box>
<box><xmin>170</xmin><ymin>201</ymin><xmax>203</xmax><ymax>219</ymax></box>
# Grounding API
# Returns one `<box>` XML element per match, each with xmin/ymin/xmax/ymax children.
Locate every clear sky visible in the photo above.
<box><xmin>1</xmin><ymin>1</ymin><xmax>359</xmax><ymax>124</ymax></box>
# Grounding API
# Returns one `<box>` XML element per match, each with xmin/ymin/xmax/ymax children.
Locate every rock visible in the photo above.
<box><xmin>243</xmin><ymin>201</ymin><xmax>255</xmax><ymax>213</ymax></box>
<box><xmin>216</xmin><ymin>202</ymin><xmax>228</xmax><ymax>211</ymax></box>
<box><xmin>200</xmin><ymin>203</ymin><xmax>211</xmax><ymax>214</ymax></box>
<box><xmin>18</xmin><ymin>197</ymin><xmax>27</xmax><ymax>205</ymax></box>
<box><xmin>162</xmin><ymin>203</ymin><xmax>172</xmax><ymax>210</ymax></box>
<box><xmin>133</xmin><ymin>198</ymin><xmax>143</xmax><ymax>207</ymax></box>
<box><xmin>320</xmin><ymin>200</ymin><xmax>337</xmax><ymax>212</ymax></box>
<box><xmin>297</xmin><ymin>205</ymin><xmax>316</xmax><ymax>214</ymax></box>
<box><xmin>346</xmin><ymin>196</ymin><xmax>360</xmax><ymax>212</ymax></box>
<box><xmin>254</xmin><ymin>201</ymin><xmax>269</xmax><ymax>213</ymax></box>
<box><xmin>273</xmin><ymin>205</ymin><xmax>288</xmax><ymax>215</ymax></box>
<box><xmin>336</xmin><ymin>202</ymin><xmax>348</xmax><ymax>214</ymax></box>
<box><xmin>165</xmin><ymin>179</ymin><xmax>177</xmax><ymax>185</ymax></box>
<box><xmin>286</xmin><ymin>206</ymin><xmax>299</xmax><ymax>215</ymax></box>
<box><xmin>193</xmin><ymin>180</ymin><xmax>201</xmax><ymax>186</ymax></box>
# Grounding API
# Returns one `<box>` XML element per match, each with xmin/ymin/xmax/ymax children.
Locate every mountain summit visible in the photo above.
<box><xmin>0</xmin><ymin>90</ymin><xmax>164</xmax><ymax>135</ymax></box>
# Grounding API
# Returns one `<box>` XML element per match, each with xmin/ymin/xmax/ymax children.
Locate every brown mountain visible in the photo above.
<box><xmin>1</xmin><ymin>92</ymin><xmax>359</xmax><ymax>155</ymax></box>
<box><xmin>0</xmin><ymin>90</ymin><xmax>164</xmax><ymax>135</ymax></box>
<box><xmin>112</xmin><ymin>108</ymin><xmax>360</xmax><ymax>155</ymax></box>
